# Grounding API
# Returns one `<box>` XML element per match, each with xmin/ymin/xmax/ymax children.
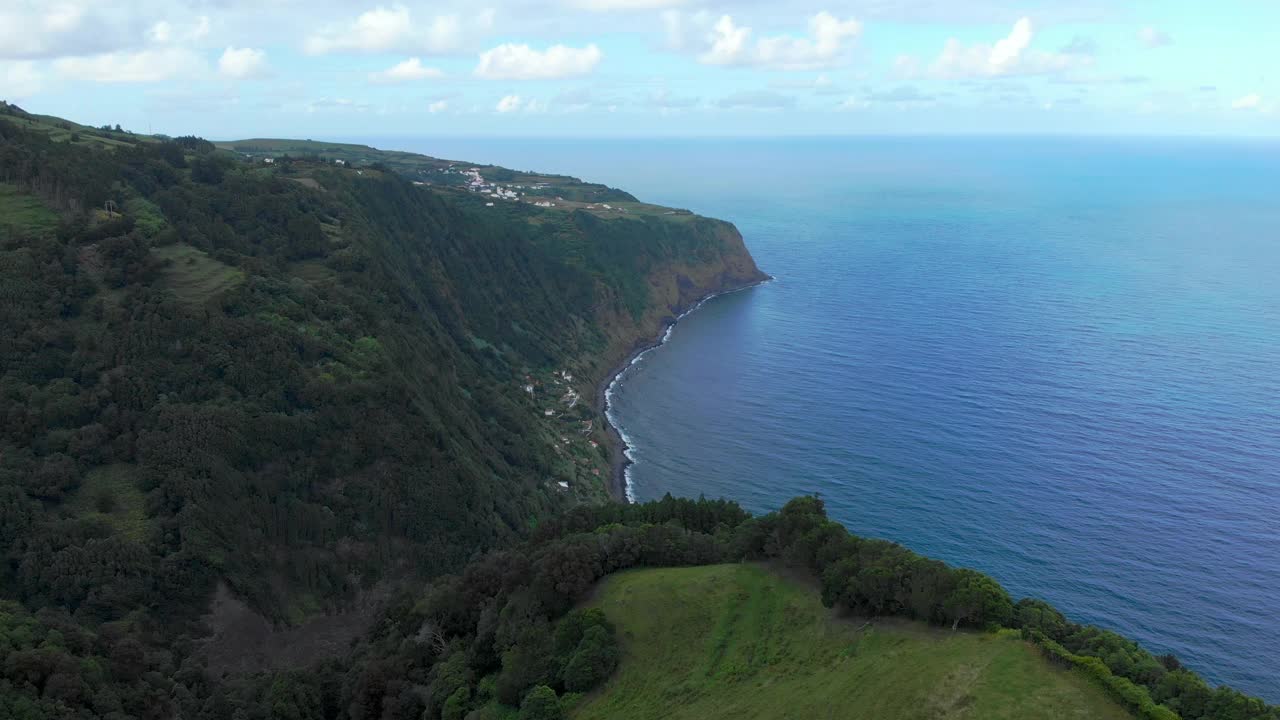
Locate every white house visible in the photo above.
<box><xmin>263</xmin><ymin>157</ymin><xmax>274</xmax><ymax>164</ymax></box>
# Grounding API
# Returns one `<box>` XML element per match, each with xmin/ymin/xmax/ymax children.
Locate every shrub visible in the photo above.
<box><xmin>518</xmin><ymin>685</ymin><xmax>562</xmax><ymax>720</ymax></box>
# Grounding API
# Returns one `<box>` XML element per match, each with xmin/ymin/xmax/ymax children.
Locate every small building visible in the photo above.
<box><xmin>544</xmin><ymin>409</ymin><xmax>554</xmax><ymax>416</ymax></box>
<box><xmin>263</xmin><ymin>157</ymin><xmax>274</xmax><ymax>164</ymax></box>
<box><xmin>334</xmin><ymin>159</ymin><xmax>346</xmax><ymax>166</ymax></box>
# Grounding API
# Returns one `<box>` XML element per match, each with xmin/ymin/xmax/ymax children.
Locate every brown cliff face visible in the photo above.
<box><xmin>577</xmin><ymin>217</ymin><xmax>769</xmax><ymax>500</ymax></box>
<box><xmin>584</xmin><ymin>218</ymin><xmax>767</xmax><ymax>387</ymax></box>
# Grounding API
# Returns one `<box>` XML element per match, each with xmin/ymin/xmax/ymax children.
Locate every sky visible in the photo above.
<box><xmin>0</xmin><ymin>0</ymin><xmax>1276</xmax><ymax>139</ymax></box>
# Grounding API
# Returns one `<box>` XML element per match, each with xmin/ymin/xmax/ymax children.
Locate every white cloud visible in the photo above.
<box><xmin>491</xmin><ymin>95</ymin><xmax>546</xmax><ymax>113</ymax></box>
<box><xmin>988</xmin><ymin>17</ymin><xmax>1033</xmax><ymax>68</ymax></box>
<box><xmin>0</xmin><ymin>61</ymin><xmax>42</xmax><ymax>98</ymax></box>
<box><xmin>306</xmin><ymin>98</ymin><xmax>374</xmax><ymax>114</ymax></box>
<box><xmin>218</xmin><ymin>47</ymin><xmax>269</xmax><ymax>79</ymax></box>
<box><xmin>646</xmin><ymin>88</ymin><xmax>700</xmax><ymax>111</ymax></box>
<box><xmin>905</xmin><ymin>17</ymin><xmax>1088</xmax><ymax>79</ymax></box>
<box><xmin>305</xmin><ymin>5</ymin><xmax>411</xmax><ymax>54</ymax></box>
<box><xmin>865</xmin><ymin>85</ymin><xmax>934</xmax><ymax>104</ymax></box>
<box><xmin>715</xmin><ymin>90</ymin><xmax>795</xmax><ymax>109</ymax></box>
<box><xmin>837</xmin><ymin>85</ymin><xmax>933</xmax><ymax>111</ymax></box>
<box><xmin>305</xmin><ymin>5</ymin><xmax>490</xmax><ymax>55</ymax></box>
<box><xmin>756</xmin><ymin>12</ymin><xmax>862</xmax><ymax>70</ymax></box>
<box><xmin>1137</xmin><ymin>27</ymin><xmax>1172</xmax><ymax>48</ymax></box>
<box><xmin>701</xmin><ymin>16</ymin><xmax>753</xmax><ymax>65</ymax></box>
<box><xmin>661</xmin><ymin>9</ymin><xmax>706</xmax><ymax>50</ymax></box>
<box><xmin>0</xmin><ymin>5</ymin><xmax>218</xmax><ymax>61</ymax></box>
<box><xmin>771</xmin><ymin>73</ymin><xmax>838</xmax><ymax>93</ymax></box>
<box><xmin>572</xmin><ymin>0</ymin><xmax>687</xmax><ymax>10</ymax></box>
<box><xmin>43</xmin><ymin>3</ymin><xmax>83</xmax><ymax>33</ymax></box>
<box><xmin>1231</xmin><ymin>93</ymin><xmax>1261</xmax><ymax>110</ymax></box>
<box><xmin>428</xmin><ymin>99</ymin><xmax>449</xmax><ymax>113</ymax></box>
<box><xmin>189</xmin><ymin>16</ymin><xmax>211</xmax><ymax>41</ymax></box>
<box><xmin>0</xmin><ymin>3</ymin><xmax>115</xmax><ymax>59</ymax></box>
<box><xmin>148</xmin><ymin>21</ymin><xmax>172</xmax><ymax>44</ymax></box>
<box><xmin>53</xmin><ymin>48</ymin><xmax>205</xmax><ymax>83</ymax></box>
<box><xmin>674</xmin><ymin>11</ymin><xmax>862</xmax><ymax>71</ymax></box>
<box><xmin>475</xmin><ymin>43</ymin><xmax>602</xmax><ymax>80</ymax></box>
<box><xmin>1059</xmin><ymin>35</ymin><xmax>1098</xmax><ymax>56</ymax></box>
<box><xmin>370</xmin><ymin>57</ymin><xmax>445</xmax><ymax>83</ymax></box>
<box><xmin>150</xmin><ymin>16</ymin><xmax>210</xmax><ymax>45</ymax></box>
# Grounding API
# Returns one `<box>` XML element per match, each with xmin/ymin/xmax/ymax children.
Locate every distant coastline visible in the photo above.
<box><xmin>597</xmin><ymin>276</ymin><xmax>772</xmax><ymax>503</ymax></box>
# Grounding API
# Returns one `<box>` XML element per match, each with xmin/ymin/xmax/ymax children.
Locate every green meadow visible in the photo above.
<box><xmin>573</xmin><ymin>564</ymin><xmax>1134</xmax><ymax>720</ymax></box>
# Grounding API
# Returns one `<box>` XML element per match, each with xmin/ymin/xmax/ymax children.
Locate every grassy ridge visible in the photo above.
<box><xmin>575</xmin><ymin>565</ymin><xmax>1133</xmax><ymax>720</ymax></box>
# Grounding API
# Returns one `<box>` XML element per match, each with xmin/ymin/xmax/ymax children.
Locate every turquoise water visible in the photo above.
<box><xmin>391</xmin><ymin>136</ymin><xmax>1280</xmax><ymax>700</ymax></box>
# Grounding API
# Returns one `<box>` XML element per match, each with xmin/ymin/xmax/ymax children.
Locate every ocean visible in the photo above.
<box><xmin>387</xmin><ymin>135</ymin><xmax>1280</xmax><ymax>701</ymax></box>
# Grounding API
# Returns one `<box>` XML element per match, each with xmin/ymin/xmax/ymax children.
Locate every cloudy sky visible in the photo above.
<box><xmin>1</xmin><ymin>0</ymin><xmax>1276</xmax><ymax>138</ymax></box>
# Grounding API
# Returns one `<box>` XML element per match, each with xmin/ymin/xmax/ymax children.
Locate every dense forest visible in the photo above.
<box><xmin>0</xmin><ymin>104</ymin><xmax>763</xmax><ymax>718</ymax></box>
<box><xmin>0</xmin><ymin>103</ymin><xmax>1273</xmax><ymax>720</ymax></box>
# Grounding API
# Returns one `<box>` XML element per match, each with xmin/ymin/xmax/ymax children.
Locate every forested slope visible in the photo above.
<box><xmin>0</xmin><ymin>102</ymin><xmax>764</xmax><ymax>718</ymax></box>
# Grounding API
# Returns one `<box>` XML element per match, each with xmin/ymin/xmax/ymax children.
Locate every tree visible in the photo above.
<box><xmin>441</xmin><ymin>686</ymin><xmax>470</xmax><ymax>720</ymax></box>
<box><xmin>518</xmin><ymin>685</ymin><xmax>562</xmax><ymax>720</ymax></box>
<box><xmin>561</xmin><ymin>625</ymin><xmax>618</xmax><ymax>692</ymax></box>
<box><xmin>943</xmin><ymin>569</ymin><xmax>1013</xmax><ymax>630</ymax></box>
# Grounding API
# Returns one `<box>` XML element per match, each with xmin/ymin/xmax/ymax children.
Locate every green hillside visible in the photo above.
<box><xmin>0</xmin><ymin>103</ymin><xmax>765</xmax><ymax>718</ymax></box>
<box><xmin>576</xmin><ymin>564</ymin><xmax>1132</xmax><ymax>720</ymax></box>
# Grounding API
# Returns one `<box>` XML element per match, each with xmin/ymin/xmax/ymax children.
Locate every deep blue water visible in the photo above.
<box><xmin>386</xmin><ymin>136</ymin><xmax>1280</xmax><ymax>701</ymax></box>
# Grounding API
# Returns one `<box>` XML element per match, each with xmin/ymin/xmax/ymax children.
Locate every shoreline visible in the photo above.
<box><xmin>596</xmin><ymin>275</ymin><xmax>773</xmax><ymax>503</ymax></box>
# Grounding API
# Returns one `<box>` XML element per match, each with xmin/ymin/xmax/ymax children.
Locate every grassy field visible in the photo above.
<box><xmin>0</xmin><ymin>183</ymin><xmax>60</xmax><ymax>238</ymax></box>
<box><xmin>153</xmin><ymin>243</ymin><xmax>245</xmax><ymax>305</ymax></box>
<box><xmin>68</xmin><ymin>464</ymin><xmax>150</xmax><ymax>542</ymax></box>
<box><xmin>2</xmin><ymin>108</ymin><xmax>148</xmax><ymax>150</ymax></box>
<box><xmin>573</xmin><ymin>564</ymin><xmax>1133</xmax><ymax>720</ymax></box>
